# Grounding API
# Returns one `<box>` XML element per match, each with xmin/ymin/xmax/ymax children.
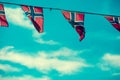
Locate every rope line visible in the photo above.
<box><xmin>0</xmin><ymin>1</ymin><xmax>120</xmax><ymax>17</ymax></box>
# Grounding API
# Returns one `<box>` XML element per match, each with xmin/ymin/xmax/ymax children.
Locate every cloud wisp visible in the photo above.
<box><xmin>0</xmin><ymin>64</ymin><xmax>21</xmax><ymax>72</ymax></box>
<box><xmin>0</xmin><ymin>75</ymin><xmax>51</xmax><ymax>80</ymax></box>
<box><xmin>116</xmin><ymin>36</ymin><xmax>120</xmax><ymax>40</ymax></box>
<box><xmin>98</xmin><ymin>53</ymin><xmax>120</xmax><ymax>71</ymax></box>
<box><xmin>0</xmin><ymin>46</ymin><xmax>90</xmax><ymax>75</ymax></box>
<box><xmin>32</xmin><ymin>31</ymin><xmax>59</xmax><ymax>45</ymax></box>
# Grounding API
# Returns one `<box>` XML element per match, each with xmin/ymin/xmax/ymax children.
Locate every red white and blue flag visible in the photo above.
<box><xmin>62</xmin><ymin>11</ymin><xmax>85</xmax><ymax>41</ymax></box>
<box><xmin>105</xmin><ymin>16</ymin><xmax>120</xmax><ymax>32</ymax></box>
<box><xmin>0</xmin><ymin>4</ymin><xmax>8</xmax><ymax>27</ymax></box>
<box><xmin>21</xmin><ymin>5</ymin><xmax>44</xmax><ymax>33</ymax></box>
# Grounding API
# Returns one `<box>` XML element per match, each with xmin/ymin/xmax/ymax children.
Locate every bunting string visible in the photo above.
<box><xmin>0</xmin><ymin>1</ymin><xmax>120</xmax><ymax>17</ymax></box>
<box><xmin>0</xmin><ymin>1</ymin><xmax>120</xmax><ymax>41</ymax></box>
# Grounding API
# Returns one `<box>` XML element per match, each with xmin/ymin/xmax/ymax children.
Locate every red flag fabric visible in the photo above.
<box><xmin>0</xmin><ymin>4</ymin><xmax>8</xmax><ymax>27</ymax></box>
<box><xmin>21</xmin><ymin>5</ymin><xmax>44</xmax><ymax>33</ymax></box>
<box><xmin>105</xmin><ymin>16</ymin><xmax>120</xmax><ymax>32</ymax></box>
<box><xmin>62</xmin><ymin>11</ymin><xmax>85</xmax><ymax>41</ymax></box>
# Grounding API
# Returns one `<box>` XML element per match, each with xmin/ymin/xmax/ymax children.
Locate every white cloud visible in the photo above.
<box><xmin>0</xmin><ymin>64</ymin><xmax>20</xmax><ymax>72</ymax></box>
<box><xmin>116</xmin><ymin>36</ymin><xmax>120</xmax><ymax>40</ymax></box>
<box><xmin>35</xmin><ymin>39</ymin><xmax>59</xmax><ymax>45</ymax></box>
<box><xmin>5</xmin><ymin>7</ymin><xmax>59</xmax><ymax>45</ymax></box>
<box><xmin>98</xmin><ymin>53</ymin><xmax>120</xmax><ymax>71</ymax></box>
<box><xmin>0</xmin><ymin>46</ymin><xmax>14</xmax><ymax>54</ymax></box>
<box><xmin>32</xmin><ymin>31</ymin><xmax>59</xmax><ymax>45</ymax></box>
<box><xmin>0</xmin><ymin>75</ymin><xmax>51</xmax><ymax>80</ymax></box>
<box><xmin>0</xmin><ymin>46</ymin><xmax>90</xmax><ymax>75</ymax></box>
<box><xmin>43</xmin><ymin>47</ymin><xmax>89</xmax><ymax>58</ymax></box>
<box><xmin>102</xmin><ymin>53</ymin><xmax>120</xmax><ymax>68</ymax></box>
<box><xmin>112</xmin><ymin>72</ymin><xmax>120</xmax><ymax>76</ymax></box>
<box><xmin>5</xmin><ymin>7</ymin><xmax>34</xmax><ymax>30</ymax></box>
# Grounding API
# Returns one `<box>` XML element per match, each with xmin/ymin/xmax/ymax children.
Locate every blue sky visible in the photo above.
<box><xmin>0</xmin><ymin>0</ymin><xmax>120</xmax><ymax>80</ymax></box>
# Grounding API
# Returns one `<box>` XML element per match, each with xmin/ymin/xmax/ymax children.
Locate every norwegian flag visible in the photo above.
<box><xmin>21</xmin><ymin>5</ymin><xmax>44</xmax><ymax>33</ymax></box>
<box><xmin>62</xmin><ymin>11</ymin><xmax>85</xmax><ymax>41</ymax></box>
<box><xmin>0</xmin><ymin>4</ymin><xmax>8</xmax><ymax>27</ymax></box>
<box><xmin>105</xmin><ymin>16</ymin><xmax>120</xmax><ymax>32</ymax></box>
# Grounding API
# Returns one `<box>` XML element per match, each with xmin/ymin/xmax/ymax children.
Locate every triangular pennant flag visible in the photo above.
<box><xmin>62</xmin><ymin>11</ymin><xmax>85</xmax><ymax>41</ymax></box>
<box><xmin>0</xmin><ymin>4</ymin><xmax>8</xmax><ymax>27</ymax></box>
<box><xmin>105</xmin><ymin>16</ymin><xmax>120</xmax><ymax>32</ymax></box>
<box><xmin>21</xmin><ymin>5</ymin><xmax>44</xmax><ymax>33</ymax></box>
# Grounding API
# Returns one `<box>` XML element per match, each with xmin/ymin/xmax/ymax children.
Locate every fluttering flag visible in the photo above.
<box><xmin>21</xmin><ymin>5</ymin><xmax>44</xmax><ymax>33</ymax></box>
<box><xmin>0</xmin><ymin>4</ymin><xmax>8</xmax><ymax>27</ymax></box>
<box><xmin>62</xmin><ymin>11</ymin><xmax>85</xmax><ymax>41</ymax></box>
<box><xmin>105</xmin><ymin>16</ymin><xmax>120</xmax><ymax>31</ymax></box>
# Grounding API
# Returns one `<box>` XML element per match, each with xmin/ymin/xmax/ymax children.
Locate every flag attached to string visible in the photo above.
<box><xmin>21</xmin><ymin>5</ymin><xmax>44</xmax><ymax>33</ymax></box>
<box><xmin>0</xmin><ymin>4</ymin><xmax>8</xmax><ymax>27</ymax></box>
<box><xmin>105</xmin><ymin>16</ymin><xmax>120</xmax><ymax>32</ymax></box>
<box><xmin>62</xmin><ymin>11</ymin><xmax>85</xmax><ymax>41</ymax></box>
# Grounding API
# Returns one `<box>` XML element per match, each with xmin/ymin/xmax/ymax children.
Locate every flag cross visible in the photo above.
<box><xmin>69</xmin><ymin>12</ymin><xmax>84</xmax><ymax>28</ymax></box>
<box><xmin>0</xmin><ymin>10</ymin><xmax>5</xmax><ymax>15</ymax></box>
<box><xmin>25</xmin><ymin>6</ymin><xmax>43</xmax><ymax>19</ymax></box>
<box><xmin>111</xmin><ymin>17</ymin><xmax>120</xmax><ymax>24</ymax></box>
